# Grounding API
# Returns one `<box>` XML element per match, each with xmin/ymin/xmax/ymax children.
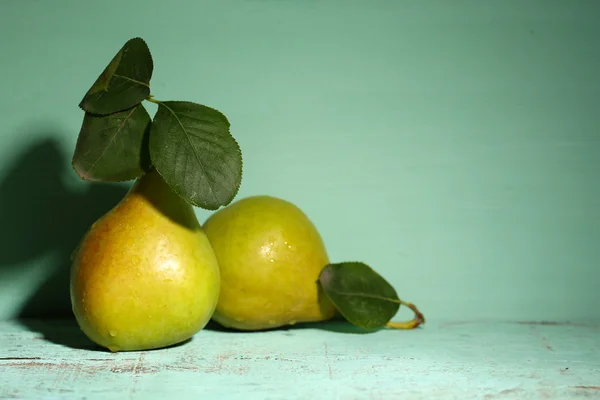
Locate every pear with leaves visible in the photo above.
<box><xmin>69</xmin><ymin>38</ymin><xmax>242</xmax><ymax>352</ymax></box>
<box><xmin>203</xmin><ymin>195</ymin><xmax>425</xmax><ymax>332</ymax></box>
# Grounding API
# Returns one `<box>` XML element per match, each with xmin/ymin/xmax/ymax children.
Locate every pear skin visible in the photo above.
<box><xmin>203</xmin><ymin>195</ymin><xmax>336</xmax><ymax>330</ymax></box>
<box><xmin>70</xmin><ymin>170</ymin><xmax>220</xmax><ymax>351</ymax></box>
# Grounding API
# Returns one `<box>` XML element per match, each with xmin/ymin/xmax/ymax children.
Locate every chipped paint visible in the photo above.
<box><xmin>1</xmin><ymin>319</ymin><xmax>599</xmax><ymax>399</ymax></box>
<box><xmin>571</xmin><ymin>386</ymin><xmax>600</xmax><ymax>390</ymax></box>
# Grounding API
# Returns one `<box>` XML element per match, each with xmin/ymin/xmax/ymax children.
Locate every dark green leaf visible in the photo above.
<box><xmin>79</xmin><ymin>37</ymin><xmax>153</xmax><ymax>115</ymax></box>
<box><xmin>318</xmin><ymin>262</ymin><xmax>400</xmax><ymax>329</ymax></box>
<box><xmin>72</xmin><ymin>104</ymin><xmax>151</xmax><ymax>182</ymax></box>
<box><xmin>148</xmin><ymin>101</ymin><xmax>242</xmax><ymax>210</ymax></box>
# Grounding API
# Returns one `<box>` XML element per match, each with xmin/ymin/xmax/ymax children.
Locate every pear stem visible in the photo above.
<box><xmin>385</xmin><ymin>299</ymin><xmax>425</xmax><ymax>330</ymax></box>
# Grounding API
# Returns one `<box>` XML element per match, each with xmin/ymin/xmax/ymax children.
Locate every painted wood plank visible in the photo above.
<box><xmin>1</xmin><ymin>319</ymin><xmax>599</xmax><ymax>399</ymax></box>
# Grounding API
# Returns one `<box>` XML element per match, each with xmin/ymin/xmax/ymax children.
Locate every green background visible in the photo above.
<box><xmin>0</xmin><ymin>0</ymin><xmax>598</xmax><ymax>322</ymax></box>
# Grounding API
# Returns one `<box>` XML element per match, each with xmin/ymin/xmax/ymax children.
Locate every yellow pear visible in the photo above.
<box><xmin>70</xmin><ymin>170</ymin><xmax>220</xmax><ymax>352</ymax></box>
<box><xmin>202</xmin><ymin>195</ymin><xmax>336</xmax><ymax>330</ymax></box>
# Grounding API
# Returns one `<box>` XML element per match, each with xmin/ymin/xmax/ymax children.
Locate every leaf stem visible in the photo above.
<box><xmin>385</xmin><ymin>300</ymin><xmax>426</xmax><ymax>330</ymax></box>
<box><xmin>146</xmin><ymin>95</ymin><xmax>161</xmax><ymax>104</ymax></box>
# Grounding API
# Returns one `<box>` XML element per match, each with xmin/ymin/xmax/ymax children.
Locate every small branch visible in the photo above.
<box><xmin>385</xmin><ymin>300</ymin><xmax>425</xmax><ymax>330</ymax></box>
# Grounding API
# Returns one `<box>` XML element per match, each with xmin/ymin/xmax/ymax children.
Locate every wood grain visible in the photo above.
<box><xmin>1</xmin><ymin>319</ymin><xmax>599</xmax><ymax>399</ymax></box>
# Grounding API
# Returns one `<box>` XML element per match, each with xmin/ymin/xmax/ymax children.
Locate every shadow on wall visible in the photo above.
<box><xmin>0</xmin><ymin>135</ymin><xmax>128</xmax><ymax>318</ymax></box>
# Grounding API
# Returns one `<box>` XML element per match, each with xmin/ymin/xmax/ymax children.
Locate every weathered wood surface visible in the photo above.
<box><xmin>1</xmin><ymin>319</ymin><xmax>599</xmax><ymax>399</ymax></box>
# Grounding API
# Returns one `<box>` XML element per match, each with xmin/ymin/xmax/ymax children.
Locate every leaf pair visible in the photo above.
<box><xmin>72</xmin><ymin>37</ymin><xmax>242</xmax><ymax>210</ymax></box>
<box><xmin>318</xmin><ymin>262</ymin><xmax>425</xmax><ymax>330</ymax></box>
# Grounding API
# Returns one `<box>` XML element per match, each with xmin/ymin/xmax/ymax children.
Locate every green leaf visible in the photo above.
<box><xmin>79</xmin><ymin>37</ymin><xmax>153</xmax><ymax>115</ymax></box>
<box><xmin>148</xmin><ymin>101</ymin><xmax>242</xmax><ymax>210</ymax></box>
<box><xmin>72</xmin><ymin>104</ymin><xmax>151</xmax><ymax>182</ymax></box>
<box><xmin>318</xmin><ymin>262</ymin><xmax>401</xmax><ymax>329</ymax></box>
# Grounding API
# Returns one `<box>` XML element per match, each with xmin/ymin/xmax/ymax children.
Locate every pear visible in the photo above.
<box><xmin>202</xmin><ymin>195</ymin><xmax>336</xmax><ymax>330</ymax></box>
<box><xmin>70</xmin><ymin>170</ymin><xmax>220</xmax><ymax>352</ymax></box>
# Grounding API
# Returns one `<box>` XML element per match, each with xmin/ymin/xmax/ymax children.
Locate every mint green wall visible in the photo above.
<box><xmin>1</xmin><ymin>1</ymin><xmax>598</xmax><ymax>322</ymax></box>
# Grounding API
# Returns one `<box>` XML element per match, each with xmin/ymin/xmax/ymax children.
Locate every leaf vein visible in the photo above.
<box><xmin>328</xmin><ymin>290</ymin><xmax>401</xmax><ymax>304</ymax></box>
<box><xmin>83</xmin><ymin>107</ymin><xmax>137</xmax><ymax>178</ymax></box>
<box><xmin>160</xmin><ymin>103</ymin><xmax>219</xmax><ymax>205</ymax></box>
<box><xmin>112</xmin><ymin>74</ymin><xmax>150</xmax><ymax>88</ymax></box>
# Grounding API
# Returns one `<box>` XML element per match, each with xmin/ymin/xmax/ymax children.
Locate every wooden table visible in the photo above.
<box><xmin>1</xmin><ymin>319</ymin><xmax>598</xmax><ymax>399</ymax></box>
